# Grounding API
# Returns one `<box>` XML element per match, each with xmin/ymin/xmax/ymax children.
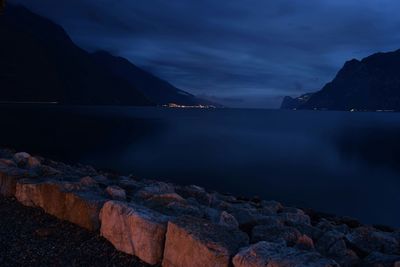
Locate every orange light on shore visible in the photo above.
<box><xmin>163</xmin><ymin>103</ymin><xmax>216</xmax><ymax>109</ymax></box>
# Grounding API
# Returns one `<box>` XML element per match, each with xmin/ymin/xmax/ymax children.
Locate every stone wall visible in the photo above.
<box><xmin>0</xmin><ymin>149</ymin><xmax>399</xmax><ymax>267</ymax></box>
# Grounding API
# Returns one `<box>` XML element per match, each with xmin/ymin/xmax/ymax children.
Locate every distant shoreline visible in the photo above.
<box><xmin>1</xmin><ymin>102</ymin><xmax>400</xmax><ymax>113</ymax></box>
<box><xmin>0</xmin><ymin>101</ymin><xmax>59</xmax><ymax>104</ymax></box>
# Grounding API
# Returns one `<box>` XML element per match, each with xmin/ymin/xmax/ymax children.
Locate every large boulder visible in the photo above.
<box><xmin>15</xmin><ymin>179</ymin><xmax>105</xmax><ymax>231</ymax></box>
<box><xmin>316</xmin><ymin>230</ymin><xmax>359</xmax><ymax>266</ymax></box>
<box><xmin>135</xmin><ymin>181</ymin><xmax>175</xmax><ymax>199</ymax></box>
<box><xmin>280</xmin><ymin>207</ymin><xmax>306</xmax><ymax>215</ymax></box>
<box><xmin>296</xmin><ymin>234</ymin><xmax>315</xmax><ymax>250</ymax></box>
<box><xmin>13</xmin><ymin>152</ymin><xmax>41</xmax><ymax>169</ymax></box>
<box><xmin>0</xmin><ymin>158</ymin><xmax>17</xmax><ymax>168</ymax></box>
<box><xmin>105</xmin><ymin>185</ymin><xmax>126</xmax><ymax>200</ymax></box>
<box><xmin>144</xmin><ymin>195</ymin><xmax>204</xmax><ymax>218</ymax></box>
<box><xmin>278</xmin><ymin>212</ymin><xmax>311</xmax><ymax>225</ymax></box>
<box><xmin>225</xmin><ymin>204</ymin><xmax>278</xmax><ymax>233</ymax></box>
<box><xmin>317</xmin><ymin>219</ymin><xmax>349</xmax><ymax>234</ymax></box>
<box><xmin>204</xmin><ymin>206</ymin><xmax>221</xmax><ymax>222</ymax></box>
<box><xmin>363</xmin><ymin>252</ymin><xmax>400</xmax><ymax>267</ymax></box>
<box><xmin>290</xmin><ymin>223</ymin><xmax>324</xmax><ymax>241</ymax></box>
<box><xmin>219</xmin><ymin>211</ymin><xmax>239</xmax><ymax>229</ymax></box>
<box><xmin>162</xmin><ymin>216</ymin><xmax>249</xmax><ymax>267</ymax></box>
<box><xmin>175</xmin><ymin>184</ymin><xmax>214</xmax><ymax>205</ymax></box>
<box><xmin>79</xmin><ymin>176</ymin><xmax>99</xmax><ymax>187</ymax></box>
<box><xmin>252</xmin><ymin>225</ymin><xmax>302</xmax><ymax>246</ymax></box>
<box><xmin>0</xmin><ymin>167</ymin><xmax>37</xmax><ymax>197</ymax></box>
<box><xmin>316</xmin><ymin>231</ymin><xmax>347</xmax><ymax>256</ymax></box>
<box><xmin>148</xmin><ymin>192</ymin><xmax>185</xmax><ymax>203</ymax></box>
<box><xmin>117</xmin><ymin>179</ymin><xmax>143</xmax><ymax>192</ymax></box>
<box><xmin>228</xmin><ymin>207</ymin><xmax>260</xmax><ymax>226</ymax></box>
<box><xmin>232</xmin><ymin>241</ymin><xmax>339</xmax><ymax>267</ymax></box>
<box><xmin>203</xmin><ymin>208</ymin><xmax>240</xmax><ymax>229</ymax></box>
<box><xmin>39</xmin><ymin>165</ymin><xmax>63</xmax><ymax>177</ymax></box>
<box><xmin>346</xmin><ymin>227</ymin><xmax>400</xmax><ymax>255</ymax></box>
<box><xmin>260</xmin><ymin>200</ymin><xmax>283</xmax><ymax>213</ymax></box>
<box><xmin>99</xmin><ymin>201</ymin><xmax>169</xmax><ymax>265</ymax></box>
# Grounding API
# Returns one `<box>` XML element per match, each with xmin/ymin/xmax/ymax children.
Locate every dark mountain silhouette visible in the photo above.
<box><xmin>280</xmin><ymin>93</ymin><xmax>313</xmax><ymax>110</ymax></box>
<box><xmin>91</xmin><ymin>51</ymin><xmax>216</xmax><ymax>106</ymax></box>
<box><xmin>281</xmin><ymin>49</ymin><xmax>400</xmax><ymax>111</ymax></box>
<box><xmin>0</xmin><ymin>5</ymin><xmax>152</xmax><ymax>105</ymax></box>
<box><xmin>0</xmin><ymin>5</ymin><xmax>214</xmax><ymax>106</ymax></box>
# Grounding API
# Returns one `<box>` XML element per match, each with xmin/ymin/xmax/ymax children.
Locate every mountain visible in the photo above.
<box><xmin>0</xmin><ymin>5</ymin><xmax>218</xmax><ymax>107</ymax></box>
<box><xmin>280</xmin><ymin>93</ymin><xmax>313</xmax><ymax>110</ymax></box>
<box><xmin>281</xmin><ymin>49</ymin><xmax>400</xmax><ymax>111</ymax></box>
<box><xmin>91</xmin><ymin>51</ymin><xmax>216</xmax><ymax>106</ymax></box>
<box><xmin>0</xmin><ymin>4</ymin><xmax>152</xmax><ymax>105</ymax></box>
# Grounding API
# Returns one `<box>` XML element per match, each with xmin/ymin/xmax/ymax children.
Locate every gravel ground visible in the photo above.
<box><xmin>0</xmin><ymin>197</ymin><xmax>151</xmax><ymax>267</ymax></box>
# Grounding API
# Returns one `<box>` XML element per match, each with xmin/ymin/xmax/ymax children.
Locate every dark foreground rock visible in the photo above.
<box><xmin>346</xmin><ymin>227</ymin><xmax>400</xmax><ymax>255</ymax></box>
<box><xmin>233</xmin><ymin>241</ymin><xmax>339</xmax><ymax>267</ymax></box>
<box><xmin>363</xmin><ymin>252</ymin><xmax>400</xmax><ymax>267</ymax></box>
<box><xmin>0</xmin><ymin>196</ymin><xmax>149</xmax><ymax>267</ymax></box>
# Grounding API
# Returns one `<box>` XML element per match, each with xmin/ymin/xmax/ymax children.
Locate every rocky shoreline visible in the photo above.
<box><xmin>0</xmin><ymin>196</ymin><xmax>149</xmax><ymax>267</ymax></box>
<box><xmin>0</xmin><ymin>148</ymin><xmax>399</xmax><ymax>267</ymax></box>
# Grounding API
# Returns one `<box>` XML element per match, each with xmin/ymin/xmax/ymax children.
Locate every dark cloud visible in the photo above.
<box><xmin>12</xmin><ymin>0</ymin><xmax>400</xmax><ymax>108</ymax></box>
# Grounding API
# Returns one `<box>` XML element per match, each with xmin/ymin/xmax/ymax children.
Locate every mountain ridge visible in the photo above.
<box><xmin>0</xmin><ymin>4</ymin><xmax>216</xmax><ymax>107</ymax></box>
<box><xmin>91</xmin><ymin>50</ymin><xmax>216</xmax><ymax>106</ymax></box>
<box><xmin>281</xmin><ymin>49</ymin><xmax>400</xmax><ymax>111</ymax></box>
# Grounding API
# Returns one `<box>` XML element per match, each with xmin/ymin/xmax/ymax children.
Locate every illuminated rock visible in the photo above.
<box><xmin>296</xmin><ymin>234</ymin><xmax>315</xmax><ymax>250</ymax></box>
<box><xmin>99</xmin><ymin>200</ymin><xmax>168</xmax><ymax>265</ymax></box>
<box><xmin>0</xmin><ymin>166</ymin><xmax>37</xmax><ymax>197</ymax></box>
<box><xmin>162</xmin><ymin>216</ymin><xmax>248</xmax><ymax>267</ymax></box>
<box><xmin>15</xmin><ymin>179</ymin><xmax>105</xmax><ymax>231</ymax></box>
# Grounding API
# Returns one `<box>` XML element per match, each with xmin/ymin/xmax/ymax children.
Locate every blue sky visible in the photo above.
<box><xmin>13</xmin><ymin>0</ymin><xmax>400</xmax><ymax>108</ymax></box>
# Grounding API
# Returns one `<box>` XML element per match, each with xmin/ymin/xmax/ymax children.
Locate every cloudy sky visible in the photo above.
<box><xmin>12</xmin><ymin>0</ymin><xmax>400</xmax><ymax>108</ymax></box>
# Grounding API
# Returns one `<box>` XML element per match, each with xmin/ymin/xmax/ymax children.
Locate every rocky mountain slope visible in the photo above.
<box><xmin>0</xmin><ymin>5</ymin><xmax>152</xmax><ymax>106</ymax></box>
<box><xmin>0</xmin><ymin>5</ymin><xmax>214</xmax><ymax>107</ymax></box>
<box><xmin>281</xmin><ymin>49</ymin><xmax>400</xmax><ymax>111</ymax></box>
<box><xmin>91</xmin><ymin>51</ymin><xmax>215</xmax><ymax>106</ymax></box>
<box><xmin>280</xmin><ymin>93</ymin><xmax>314</xmax><ymax>110</ymax></box>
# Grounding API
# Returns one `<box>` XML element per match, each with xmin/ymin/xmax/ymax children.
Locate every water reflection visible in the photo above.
<box><xmin>0</xmin><ymin>105</ymin><xmax>164</xmax><ymax>165</ymax></box>
<box><xmin>334</xmin><ymin>125</ymin><xmax>400</xmax><ymax>173</ymax></box>
<box><xmin>0</xmin><ymin>106</ymin><xmax>399</xmax><ymax>226</ymax></box>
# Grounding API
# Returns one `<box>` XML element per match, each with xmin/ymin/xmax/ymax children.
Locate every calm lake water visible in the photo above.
<box><xmin>1</xmin><ymin>105</ymin><xmax>399</xmax><ymax>227</ymax></box>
